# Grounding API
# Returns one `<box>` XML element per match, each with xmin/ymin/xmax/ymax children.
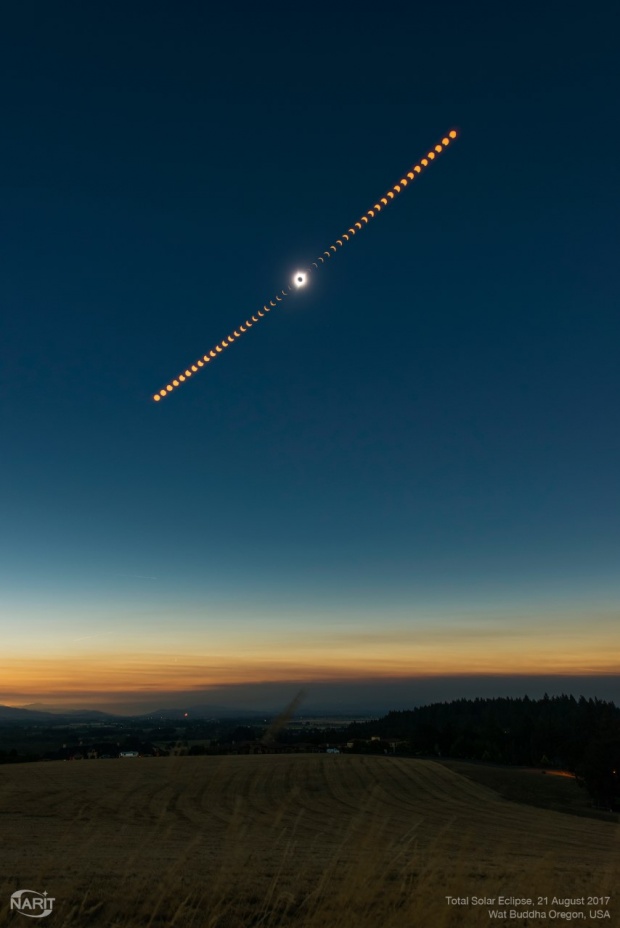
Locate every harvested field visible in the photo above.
<box><xmin>1</xmin><ymin>754</ymin><xmax>617</xmax><ymax>926</ymax></box>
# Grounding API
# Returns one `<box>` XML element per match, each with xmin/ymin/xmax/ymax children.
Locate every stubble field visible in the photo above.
<box><xmin>0</xmin><ymin>754</ymin><xmax>617</xmax><ymax>926</ymax></box>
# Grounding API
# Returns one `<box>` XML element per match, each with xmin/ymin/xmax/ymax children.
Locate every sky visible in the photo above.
<box><xmin>1</xmin><ymin>2</ymin><xmax>619</xmax><ymax>714</ymax></box>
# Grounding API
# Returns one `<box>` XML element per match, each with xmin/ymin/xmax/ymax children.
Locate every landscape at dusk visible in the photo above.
<box><xmin>1</xmin><ymin>3</ymin><xmax>618</xmax><ymax>926</ymax></box>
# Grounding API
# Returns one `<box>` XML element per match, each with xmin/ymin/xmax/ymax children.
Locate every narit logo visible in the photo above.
<box><xmin>10</xmin><ymin>890</ymin><xmax>55</xmax><ymax>918</ymax></box>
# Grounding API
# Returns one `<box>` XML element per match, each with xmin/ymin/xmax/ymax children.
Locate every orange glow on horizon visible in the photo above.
<box><xmin>3</xmin><ymin>632</ymin><xmax>617</xmax><ymax>706</ymax></box>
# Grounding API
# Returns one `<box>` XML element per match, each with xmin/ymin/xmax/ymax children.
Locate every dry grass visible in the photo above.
<box><xmin>0</xmin><ymin>754</ymin><xmax>617</xmax><ymax>926</ymax></box>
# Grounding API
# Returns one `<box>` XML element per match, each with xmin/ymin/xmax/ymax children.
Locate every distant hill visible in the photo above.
<box><xmin>138</xmin><ymin>705</ymin><xmax>269</xmax><ymax>720</ymax></box>
<box><xmin>24</xmin><ymin>704</ymin><xmax>119</xmax><ymax>719</ymax></box>
<box><xmin>2</xmin><ymin>702</ymin><xmax>358</xmax><ymax>723</ymax></box>
<box><xmin>0</xmin><ymin>705</ymin><xmax>56</xmax><ymax>721</ymax></box>
<box><xmin>0</xmin><ymin>703</ymin><xmax>269</xmax><ymax>723</ymax></box>
<box><xmin>0</xmin><ymin>705</ymin><xmax>120</xmax><ymax>722</ymax></box>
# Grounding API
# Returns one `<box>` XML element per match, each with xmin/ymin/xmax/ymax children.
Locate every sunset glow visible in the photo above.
<box><xmin>2</xmin><ymin>598</ymin><xmax>618</xmax><ymax>710</ymax></box>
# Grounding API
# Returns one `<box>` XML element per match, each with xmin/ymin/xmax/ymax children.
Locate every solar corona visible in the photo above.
<box><xmin>153</xmin><ymin>129</ymin><xmax>458</xmax><ymax>402</ymax></box>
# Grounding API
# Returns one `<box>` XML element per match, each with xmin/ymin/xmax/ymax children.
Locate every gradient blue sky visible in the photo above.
<box><xmin>1</xmin><ymin>2</ymin><xmax>619</xmax><ymax>712</ymax></box>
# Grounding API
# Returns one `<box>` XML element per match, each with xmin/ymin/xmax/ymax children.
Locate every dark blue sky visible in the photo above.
<box><xmin>1</xmin><ymin>2</ymin><xmax>619</xmax><ymax>711</ymax></box>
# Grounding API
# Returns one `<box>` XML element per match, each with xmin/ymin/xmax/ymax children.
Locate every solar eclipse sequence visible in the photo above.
<box><xmin>153</xmin><ymin>129</ymin><xmax>458</xmax><ymax>402</ymax></box>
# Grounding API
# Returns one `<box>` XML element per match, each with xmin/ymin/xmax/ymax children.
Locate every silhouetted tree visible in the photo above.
<box><xmin>575</xmin><ymin>726</ymin><xmax>620</xmax><ymax>810</ymax></box>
